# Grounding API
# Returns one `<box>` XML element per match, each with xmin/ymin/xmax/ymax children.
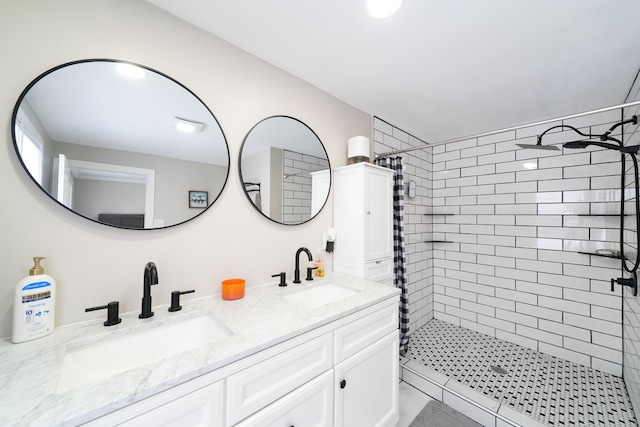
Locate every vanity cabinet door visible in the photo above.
<box><xmin>226</xmin><ymin>333</ymin><xmax>333</xmax><ymax>425</ymax></box>
<box><xmin>235</xmin><ymin>370</ymin><xmax>334</xmax><ymax>427</ymax></box>
<box><xmin>334</xmin><ymin>331</ymin><xmax>399</xmax><ymax>427</ymax></box>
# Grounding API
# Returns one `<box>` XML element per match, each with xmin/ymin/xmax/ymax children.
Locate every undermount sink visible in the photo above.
<box><xmin>56</xmin><ymin>313</ymin><xmax>231</xmax><ymax>393</ymax></box>
<box><xmin>283</xmin><ymin>283</ymin><xmax>360</xmax><ymax>309</ymax></box>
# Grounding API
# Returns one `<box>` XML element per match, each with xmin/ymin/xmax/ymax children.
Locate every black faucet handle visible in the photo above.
<box><xmin>86</xmin><ymin>301</ymin><xmax>122</xmax><ymax>327</ymax></box>
<box><xmin>272</xmin><ymin>272</ymin><xmax>287</xmax><ymax>287</ymax></box>
<box><xmin>306</xmin><ymin>266</ymin><xmax>317</xmax><ymax>281</ymax></box>
<box><xmin>168</xmin><ymin>289</ymin><xmax>195</xmax><ymax>312</ymax></box>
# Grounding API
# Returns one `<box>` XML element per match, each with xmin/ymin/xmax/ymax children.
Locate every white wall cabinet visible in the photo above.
<box><xmin>311</xmin><ymin>169</ymin><xmax>331</xmax><ymax>217</ymax></box>
<box><xmin>86</xmin><ymin>299</ymin><xmax>398</xmax><ymax>427</ymax></box>
<box><xmin>333</xmin><ymin>163</ymin><xmax>394</xmax><ymax>283</ymax></box>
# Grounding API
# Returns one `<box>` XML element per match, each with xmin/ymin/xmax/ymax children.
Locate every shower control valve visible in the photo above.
<box><xmin>611</xmin><ymin>272</ymin><xmax>637</xmax><ymax>296</ymax></box>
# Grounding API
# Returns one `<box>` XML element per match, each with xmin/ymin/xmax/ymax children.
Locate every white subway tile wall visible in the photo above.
<box><xmin>375</xmin><ymin>109</ymin><xmax>627</xmax><ymax>376</ymax></box>
<box><xmin>623</xmin><ymin>74</ymin><xmax>640</xmax><ymax>416</ymax></box>
<box><xmin>282</xmin><ymin>149</ymin><xmax>329</xmax><ymax>224</ymax></box>
<box><xmin>374</xmin><ymin>118</ymin><xmax>434</xmax><ymax>333</ymax></box>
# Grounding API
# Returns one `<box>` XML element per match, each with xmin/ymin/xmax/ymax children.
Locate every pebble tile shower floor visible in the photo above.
<box><xmin>405</xmin><ymin>319</ymin><xmax>637</xmax><ymax>426</ymax></box>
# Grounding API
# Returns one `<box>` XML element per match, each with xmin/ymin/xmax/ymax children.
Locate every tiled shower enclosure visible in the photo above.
<box><xmin>374</xmin><ymin>82</ymin><xmax>640</xmax><ymax>425</ymax></box>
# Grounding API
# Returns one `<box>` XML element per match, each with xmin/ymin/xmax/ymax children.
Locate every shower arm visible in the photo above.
<box><xmin>536</xmin><ymin>124</ymin><xmax>596</xmax><ymax>146</ymax></box>
<box><xmin>540</xmin><ymin>116</ymin><xmax>638</xmax><ymax>147</ymax></box>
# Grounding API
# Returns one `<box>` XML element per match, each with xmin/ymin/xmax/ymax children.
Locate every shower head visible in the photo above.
<box><xmin>563</xmin><ymin>140</ymin><xmax>640</xmax><ymax>154</ymax></box>
<box><xmin>516</xmin><ymin>143</ymin><xmax>560</xmax><ymax>151</ymax></box>
<box><xmin>562</xmin><ymin>140</ymin><xmax>591</xmax><ymax>149</ymax></box>
<box><xmin>516</xmin><ymin>136</ymin><xmax>560</xmax><ymax>151</ymax></box>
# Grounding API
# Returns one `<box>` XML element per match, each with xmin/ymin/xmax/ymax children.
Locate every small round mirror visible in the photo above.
<box><xmin>239</xmin><ymin>116</ymin><xmax>331</xmax><ymax>225</ymax></box>
<box><xmin>12</xmin><ymin>59</ymin><xmax>230</xmax><ymax>229</ymax></box>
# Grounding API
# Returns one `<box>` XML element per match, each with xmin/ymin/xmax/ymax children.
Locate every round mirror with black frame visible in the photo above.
<box><xmin>239</xmin><ymin>116</ymin><xmax>331</xmax><ymax>225</ymax></box>
<box><xmin>12</xmin><ymin>59</ymin><xmax>230</xmax><ymax>230</ymax></box>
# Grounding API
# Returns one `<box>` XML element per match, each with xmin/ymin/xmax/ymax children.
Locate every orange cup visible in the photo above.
<box><xmin>221</xmin><ymin>278</ymin><xmax>245</xmax><ymax>300</ymax></box>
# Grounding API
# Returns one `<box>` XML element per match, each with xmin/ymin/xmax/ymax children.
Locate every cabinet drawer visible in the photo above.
<box><xmin>118</xmin><ymin>381</ymin><xmax>223</xmax><ymax>427</ymax></box>
<box><xmin>334</xmin><ymin>302</ymin><xmax>397</xmax><ymax>363</ymax></box>
<box><xmin>227</xmin><ymin>333</ymin><xmax>333</xmax><ymax>425</ymax></box>
<box><xmin>84</xmin><ymin>380</ymin><xmax>224</xmax><ymax>427</ymax></box>
<box><xmin>236</xmin><ymin>370</ymin><xmax>334</xmax><ymax>427</ymax></box>
<box><xmin>364</xmin><ymin>258</ymin><xmax>393</xmax><ymax>282</ymax></box>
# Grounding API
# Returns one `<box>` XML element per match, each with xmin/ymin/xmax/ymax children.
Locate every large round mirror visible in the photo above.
<box><xmin>239</xmin><ymin>116</ymin><xmax>331</xmax><ymax>225</ymax></box>
<box><xmin>12</xmin><ymin>59</ymin><xmax>229</xmax><ymax>229</ymax></box>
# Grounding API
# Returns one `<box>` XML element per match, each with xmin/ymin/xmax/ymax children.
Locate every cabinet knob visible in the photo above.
<box><xmin>366</xmin><ymin>211</ymin><xmax>371</xmax><ymax>215</ymax></box>
<box><xmin>340</xmin><ymin>379</ymin><xmax>347</xmax><ymax>389</ymax></box>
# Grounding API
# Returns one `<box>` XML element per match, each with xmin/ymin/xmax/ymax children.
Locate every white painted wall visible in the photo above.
<box><xmin>0</xmin><ymin>0</ymin><xmax>371</xmax><ymax>338</ymax></box>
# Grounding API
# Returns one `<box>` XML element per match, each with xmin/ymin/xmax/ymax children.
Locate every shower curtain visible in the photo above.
<box><xmin>374</xmin><ymin>156</ymin><xmax>410</xmax><ymax>356</ymax></box>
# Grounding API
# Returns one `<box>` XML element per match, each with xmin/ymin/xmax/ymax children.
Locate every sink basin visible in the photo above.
<box><xmin>56</xmin><ymin>313</ymin><xmax>231</xmax><ymax>393</ymax></box>
<box><xmin>283</xmin><ymin>283</ymin><xmax>359</xmax><ymax>309</ymax></box>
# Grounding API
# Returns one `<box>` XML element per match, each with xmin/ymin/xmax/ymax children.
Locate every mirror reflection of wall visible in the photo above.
<box><xmin>282</xmin><ymin>149</ymin><xmax>330</xmax><ymax>224</ymax></box>
<box><xmin>239</xmin><ymin>116</ymin><xmax>331</xmax><ymax>225</ymax></box>
<box><xmin>12</xmin><ymin>59</ymin><xmax>230</xmax><ymax>230</ymax></box>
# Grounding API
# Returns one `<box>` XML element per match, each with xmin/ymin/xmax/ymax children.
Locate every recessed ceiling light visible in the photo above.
<box><xmin>116</xmin><ymin>63</ymin><xmax>146</xmax><ymax>79</ymax></box>
<box><xmin>368</xmin><ymin>0</ymin><xmax>404</xmax><ymax>19</ymax></box>
<box><xmin>173</xmin><ymin>117</ymin><xmax>205</xmax><ymax>133</ymax></box>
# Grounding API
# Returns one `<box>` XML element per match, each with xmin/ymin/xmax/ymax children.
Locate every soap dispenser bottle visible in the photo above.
<box><xmin>12</xmin><ymin>257</ymin><xmax>56</xmax><ymax>343</ymax></box>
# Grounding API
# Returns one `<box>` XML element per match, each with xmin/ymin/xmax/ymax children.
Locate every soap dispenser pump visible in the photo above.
<box><xmin>12</xmin><ymin>257</ymin><xmax>56</xmax><ymax>343</ymax></box>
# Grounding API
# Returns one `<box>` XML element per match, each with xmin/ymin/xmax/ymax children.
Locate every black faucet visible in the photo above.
<box><xmin>294</xmin><ymin>247</ymin><xmax>313</xmax><ymax>283</ymax></box>
<box><xmin>139</xmin><ymin>262</ymin><xmax>158</xmax><ymax>318</ymax></box>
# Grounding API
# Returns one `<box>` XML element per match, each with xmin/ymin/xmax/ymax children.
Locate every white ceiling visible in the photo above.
<box><xmin>22</xmin><ymin>60</ymin><xmax>228</xmax><ymax>165</ymax></box>
<box><xmin>147</xmin><ymin>0</ymin><xmax>640</xmax><ymax>145</ymax></box>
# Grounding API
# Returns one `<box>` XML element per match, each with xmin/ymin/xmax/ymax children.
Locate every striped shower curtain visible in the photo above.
<box><xmin>374</xmin><ymin>156</ymin><xmax>410</xmax><ymax>356</ymax></box>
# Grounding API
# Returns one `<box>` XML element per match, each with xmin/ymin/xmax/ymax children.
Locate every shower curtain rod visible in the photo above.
<box><xmin>374</xmin><ymin>100</ymin><xmax>640</xmax><ymax>158</ymax></box>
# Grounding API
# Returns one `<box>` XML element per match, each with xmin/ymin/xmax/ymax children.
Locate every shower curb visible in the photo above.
<box><xmin>400</xmin><ymin>362</ymin><xmax>546</xmax><ymax>427</ymax></box>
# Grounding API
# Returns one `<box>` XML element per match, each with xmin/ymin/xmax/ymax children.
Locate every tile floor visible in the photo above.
<box><xmin>401</xmin><ymin>319</ymin><xmax>637</xmax><ymax>426</ymax></box>
<box><xmin>398</xmin><ymin>381</ymin><xmax>434</xmax><ymax>427</ymax></box>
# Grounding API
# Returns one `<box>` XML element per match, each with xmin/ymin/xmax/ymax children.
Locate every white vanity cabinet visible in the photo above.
<box><xmin>333</xmin><ymin>163</ymin><xmax>394</xmax><ymax>284</ymax></box>
<box><xmin>83</xmin><ymin>298</ymin><xmax>398</xmax><ymax>427</ymax></box>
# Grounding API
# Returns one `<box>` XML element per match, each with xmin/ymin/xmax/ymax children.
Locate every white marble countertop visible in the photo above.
<box><xmin>0</xmin><ymin>272</ymin><xmax>399</xmax><ymax>426</ymax></box>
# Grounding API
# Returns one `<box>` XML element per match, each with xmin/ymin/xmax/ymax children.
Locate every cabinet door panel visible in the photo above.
<box><xmin>334</xmin><ymin>331</ymin><xmax>399</xmax><ymax>427</ymax></box>
<box><xmin>364</xmin><ymin>167</ymin><xmax>393</xmax><ymax>261</ymax></box>
<box><xmin>236</xmin><ymin>370</ymin><xmax>334</xmax><ymax>427</ymax></box>
<box><xmin>227</xmin><ymin>333</ymin><xmax>333</xmax><ymax>425</ymax></box>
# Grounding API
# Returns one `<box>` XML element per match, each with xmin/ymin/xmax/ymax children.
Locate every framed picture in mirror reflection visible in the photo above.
<box><xmin>189</xmin><ymin>191</ymin><xmax>208</xmax><ymax>208</ymax></box>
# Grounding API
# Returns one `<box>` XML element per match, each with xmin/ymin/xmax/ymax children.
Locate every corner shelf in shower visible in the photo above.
<box><xmin>576</xmin><ymin>214</ymin><xmax>630</xmax><ymax>216</ymax></box>
<box><xmin>577</xmin><ymin>251</ymin><xmax>626</xmax><ymax>260</ymax></box>
<box><xmin>426</xmin><ymin>213</ymin><xmax>455</xmax><ymax>242</ymax></box>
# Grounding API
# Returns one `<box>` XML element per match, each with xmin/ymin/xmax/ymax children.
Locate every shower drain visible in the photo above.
<box><xmin>490</xmin><ymin>365</ymin><xmax>508</xmax><ymax>375</ymax></box>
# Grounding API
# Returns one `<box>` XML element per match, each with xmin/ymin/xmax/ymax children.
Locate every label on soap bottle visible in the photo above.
<box><xmin>20</xmin><ymin>281</ymin><xmax>52</xmax><ymax>332</ymax></box>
